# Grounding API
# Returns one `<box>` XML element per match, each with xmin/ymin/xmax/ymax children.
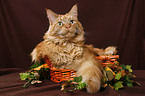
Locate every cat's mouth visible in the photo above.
<box><xmin>55</xmin><ymin>29</ymin><xmax>79</xmax><ymax>39</ymax></box>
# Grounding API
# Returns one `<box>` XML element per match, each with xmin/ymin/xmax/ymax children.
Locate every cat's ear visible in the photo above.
<box><xmin>68</xmin><ymin>4</ymin><xmax>78</xmax><ymax>20</ymax></box>
<box><xmin>46</xmin><ymin>9</ymin><xmax>58</xmax><ymax>25</ymax></box>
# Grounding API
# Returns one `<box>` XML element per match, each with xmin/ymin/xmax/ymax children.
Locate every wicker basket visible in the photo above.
<box><xmin>96</xmin><ymin>55</ymin><xmax>119</xmax><ymax>67</ymax></box>
<box><xmin>44</xmin><ymin>56</ymin><xmax>76</xmax><ymax>82</ymax></box>
<box><xmin>44</xmin><ymin>55</ymin><xmax>119</xmax><ymax>83</ymax></box>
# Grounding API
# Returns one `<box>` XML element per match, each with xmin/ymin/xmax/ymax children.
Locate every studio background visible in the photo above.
<box><xmin>0</xmin><ymin>0</ymin><xmax>145</xmax><ymax>70</ymax></box>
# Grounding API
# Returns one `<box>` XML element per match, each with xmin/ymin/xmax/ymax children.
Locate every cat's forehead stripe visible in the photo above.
<box><xmin>58</xmin><ymin>15</ymin><xmax>73</xmax><ymax>21</ymax></box>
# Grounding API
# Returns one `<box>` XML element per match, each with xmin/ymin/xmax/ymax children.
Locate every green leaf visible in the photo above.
<box><xmin>102</xmin><ymin>76</ymin><xmax>108</xmax><ymax>83</ymax></box>
<box><xmin>126</xmin><ymin>82</ymin><xmax>133</xmax><ymax>87</ymax></box>
<box><xmin>73</xmin><ymin>76</ymin><xmax>82</xmax><ymax>83</ymax></box>
<box><xmin>76</xmin><ymin>82</ymin><xmax>86</xmax><ymax>89</ymax></box>
<box><xmin>115</xmin><ymin>72</ymin><xmax>122</xmax><ymax>80</ymax></box>
<box><xmin>20</xmin><ymin>72</ymin><xmax>31</xmax><ymax>80</ymax></box>
<box><xmin>124</xmin><ymin>75</ymin><xmax>133</xmax><ymax>87</ymax></box>
<box><xmin>105</xmin><ymin>67</ymin><xmax>115</xmax><ymax>81</ymax></box>
<box><xmin>72</xmin><ymin>76</ymin><xmax>86</xmax><ymax>90</ymax></box>
<box><xmin>125</xmin><ymin>65</ymin><xmax>133</xmax><ymax>72</ymax></box>
<box><xmin>106</xmin><ymin>70</ymin><xmax>114</xmax><ymax>81</ymax></box>
<box><xmin>120</xmin><ymin>64</ymin><xmax>126</xmax><ymax>70</ymax></box>
<box><xmin>114</xmin><ymin>61</ymin><xmax>119</xmax><ymax>65</ymax></box>
<box><xmin>113</xmin><ymin>81</ymin><xmax>124</xmax><ymax>91</ymax></box>
<box><xmin>120</xmin><ymin>64</ymin><xmax>126</xmax><ymax>71</ymax></box>
<box><xmin>29</xmin><ymin>61</ymin><xmax>42</xmax><ymax>69</ymax></box>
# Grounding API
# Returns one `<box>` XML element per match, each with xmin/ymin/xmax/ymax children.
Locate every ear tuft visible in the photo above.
<box><xmin>68</xmin><ymin>4</ymin><xmax>78</xmax><ymax>20</ymax></box>
<box><xmin>46</xmin><ymin>9</ymin><xmax>58</xmax><ymax>25</ymax></box>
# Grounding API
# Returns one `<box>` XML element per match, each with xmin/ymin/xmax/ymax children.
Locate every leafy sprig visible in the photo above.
<box><xmin>20</xmin><ymin>72</ymin><xmax>42</xmax><ymax>88</ymax></box>
<box><xmin>102</xmin><ymin>61</ymin><xmax>141</xmax><ymax>91</ymax></box>
<box><xmin>61</xmin><ymin>76</ymin><xmax>86</xmax><ymax>92</ymax></box>
<box><xmin>19</xmin><ymin>57</ymin><xmax>141</xmax><ymax>92</ymax></box>
<box><xmin>19</xmin><ymin>62</ymin><xmax>50</xmax><ymax>88</ymax></box>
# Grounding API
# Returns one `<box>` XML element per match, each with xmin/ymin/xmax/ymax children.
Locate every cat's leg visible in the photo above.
<box><xmin>93</xmin><ymin>46</ymin><xmax>117</xmax><ymax>55</ymax></box>
<box><xmin>84</xmin><ymin>45</ymin><xmax>104</xmax><ymax>56</ymax></box>
<box><xmin>76</xmin><ymin>57</ymin><xmax>102</xmax><ymax>93</ymax></box>
<box><xmin>31</xmin><ymin>48</ymin><xmax>39</xmax><ymax>62</ymax></box>
<box><xmin>31</xmin><ymin>42</ymin><xmax>44</xmax><ymax>62</ymax></box>
<box><xmin>93</xmin><ymin>48</ymin><xmax>104</xmax><ymax>55</ymax></box>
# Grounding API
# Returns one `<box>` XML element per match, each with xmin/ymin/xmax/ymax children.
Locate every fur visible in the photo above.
<box><xmin>31</xmin><ymin>4</ymin><xmax>103</xmax><ymax>93</ymax></box>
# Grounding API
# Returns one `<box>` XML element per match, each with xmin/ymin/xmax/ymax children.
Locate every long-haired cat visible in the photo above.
<box><xmin>31</xmin><ymin>4</ymin><xmax>103</xmax><ymax>93</ymax></box>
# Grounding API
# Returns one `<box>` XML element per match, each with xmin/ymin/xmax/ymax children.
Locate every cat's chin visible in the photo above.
<box><xmin>56</xmin><ymin>36</ymin><xmax>74</xmax><ymax>41</ymax></box>
<box><xmin>55</xmin><ymin>33</ymin><xmax>77</xmax><ymax>40</ymax></box>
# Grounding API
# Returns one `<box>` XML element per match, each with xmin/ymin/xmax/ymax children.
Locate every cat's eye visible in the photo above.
<box><xmin>70</xmin><ymin>20</ymin><xmax>74</xmax><ymax>24</ymax></box>
<box><xmin>58</xmin><ymin>22</ymin><xmax>63</xmax><ymax>26</ymax></box>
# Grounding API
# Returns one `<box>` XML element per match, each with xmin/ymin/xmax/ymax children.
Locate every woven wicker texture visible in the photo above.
<box><xmin>44</xmin><ymin>55</ymin><xmax>119</xmax><ymax>82</ymax></box>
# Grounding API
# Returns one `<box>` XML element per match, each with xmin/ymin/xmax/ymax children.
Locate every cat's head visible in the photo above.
<box><xmin>44</xmin><ymin>4</ymin><xmax>84</xmax><ymax>43</ymax></box>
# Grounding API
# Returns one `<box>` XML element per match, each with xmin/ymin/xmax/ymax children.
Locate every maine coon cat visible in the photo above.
<box><xmin>31</xmin><ymin>4</ymin><xmax>103</xmax><ymax>93</ymax></box>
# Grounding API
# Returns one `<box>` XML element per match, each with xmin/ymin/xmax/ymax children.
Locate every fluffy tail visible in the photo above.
<box><xmin>76</xmin><ymin>58</ymin><xmax>102</xmax><ymax>93</ymax></box>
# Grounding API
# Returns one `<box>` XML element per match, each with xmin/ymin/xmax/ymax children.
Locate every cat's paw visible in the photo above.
<box><xmin>31</xmin><ymin>48</ymin><xmax>38</xmax><ymax>62</ymax></box>
<box><xmin>94</xmin><ymin>46</ymin><xmax>117</xmax><ymax>55</ymax></box>
<box><xmin>104</xmin><ymin>46</ymin><xmax>117</xmax><ymax>55</ymax></box>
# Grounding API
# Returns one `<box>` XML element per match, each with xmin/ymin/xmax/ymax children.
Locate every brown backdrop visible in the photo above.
<box><xmin>0</xmin><ymin>0</ymin><xmax>145</xmax><ymax>70</ymax></box>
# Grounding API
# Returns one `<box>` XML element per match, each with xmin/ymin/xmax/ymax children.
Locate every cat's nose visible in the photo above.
<box><xmin>65</xmin><ymin>25</ymin><xmax>71</xmax><ymax>28</ymax></box>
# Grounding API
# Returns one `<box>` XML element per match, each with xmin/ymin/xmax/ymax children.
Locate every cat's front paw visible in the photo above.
<box><xmin>31</xmin><ymin>48</ymin><xmax>38</xmax><ymax>62</ymax></box>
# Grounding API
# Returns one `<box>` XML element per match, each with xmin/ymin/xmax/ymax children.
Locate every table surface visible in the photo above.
<box><xmin>0</xmin><ymin>68</ymin><xmax>145</xmax><ymax>96</ymax></box>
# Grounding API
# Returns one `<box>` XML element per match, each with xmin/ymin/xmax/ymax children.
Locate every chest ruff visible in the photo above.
<box><xmin>43</xmin><ymin>40</ymin><xmax>84</xmax><ymax>69</ymax></box>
